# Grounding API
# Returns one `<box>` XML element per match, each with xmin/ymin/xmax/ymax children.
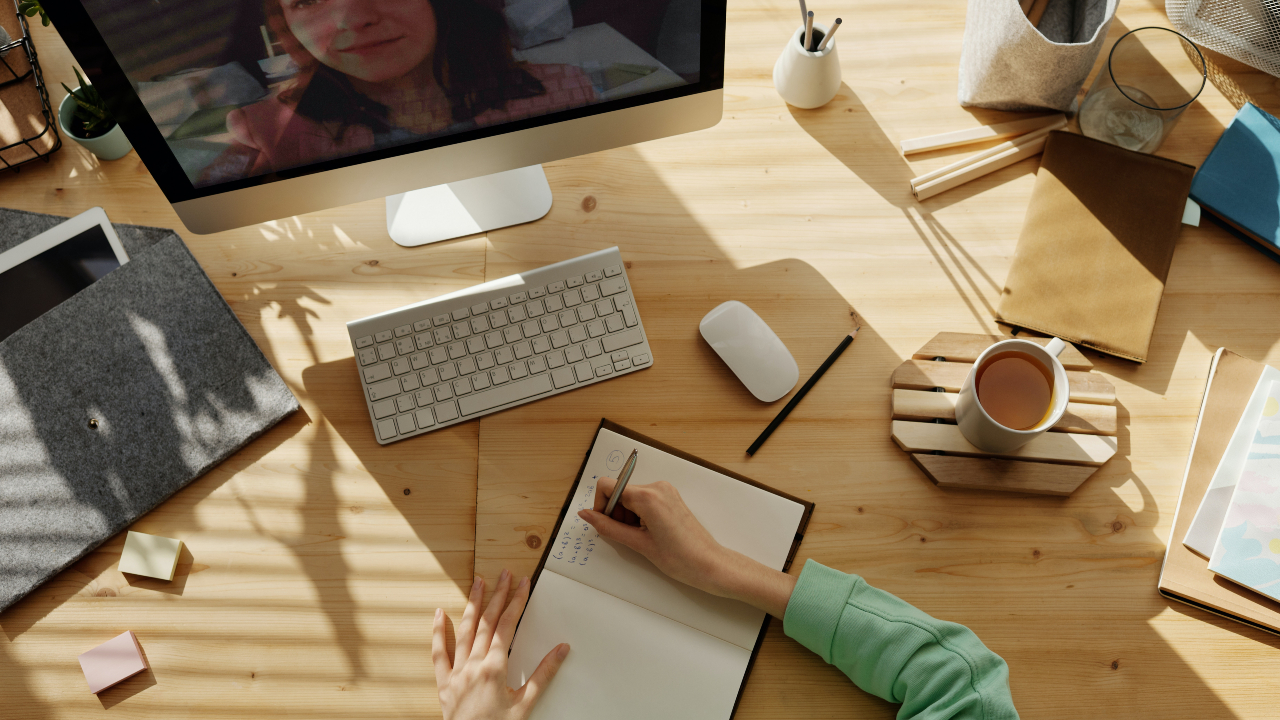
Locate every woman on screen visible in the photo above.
<box><xmin>200</xmin><ymin>0</ymin><xmax>597</xmax><ymax>185</ymax></box>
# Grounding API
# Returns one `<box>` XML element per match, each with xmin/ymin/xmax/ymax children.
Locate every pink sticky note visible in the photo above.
<box><xmin>78</xmin><ymin>631</ymin><xmax>148</xmax><ymax>694</ymax></box>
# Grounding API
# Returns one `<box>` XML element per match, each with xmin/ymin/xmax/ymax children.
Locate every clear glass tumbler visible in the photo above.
<box><xmin>1078</xmin><ymin>27</ymin><xmax>1207</xmax><ymax>154</ymax></box>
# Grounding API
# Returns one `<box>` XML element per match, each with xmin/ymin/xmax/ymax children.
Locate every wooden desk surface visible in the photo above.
<box><xmin>4</xmin><ymin>1</ymin><xmax>1280</xmax><ymax>717</ymax></box>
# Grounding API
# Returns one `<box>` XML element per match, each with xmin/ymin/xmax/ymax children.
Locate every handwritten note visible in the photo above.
<box><xmin>551</xmin><ymin>479</ymin><xmax>598</xmax><ymax>566</ymax></box>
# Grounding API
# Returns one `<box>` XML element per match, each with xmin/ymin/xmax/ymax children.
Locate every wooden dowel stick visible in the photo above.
<box><xmin>911</xmin><ymin>134</ymin><xmax>1053</xmax><ymax>201</ymax></box>
<box><xmin>910</xmin><ymin>117</ymin><xmax>1066</xmax><ymax>188</ymax></box>
<box><xmin>1027</xmin><ymin>0</ymin><xmax>1049</xmax><ymax>26</ymax></box>
<box><xmin>817</xmin><ymin>18</ymin><xmax>841</xmax><ymax>51</ymax></box>
<box><xmin>899</xmin><ymin>113</ymin><xmax>1065</xmax><ymax>155</ymax></box>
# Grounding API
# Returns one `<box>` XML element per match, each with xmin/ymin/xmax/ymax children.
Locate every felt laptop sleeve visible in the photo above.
<box><xmin>996</xmin><ymin>131</ymin><xmax>1195</xmax><ymax>363</ymax></box>
<box><xmin>0</xmin><ymin>209</ymin><xmax>298</xmax><ymax>612</ymax></box>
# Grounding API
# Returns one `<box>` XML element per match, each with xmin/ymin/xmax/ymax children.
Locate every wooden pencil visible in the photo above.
<box><xmin>747</xmin><ymin>326</ymin><xmax>860</xmax><ymax>456</ymax></box>
<box><xmin>804</xmin><ymin>11</ymin><xmax>814</xmax><ymax>51</ymax></box>
<box><xmin>817</xmin><ymin>18</ymin><xmax>841</xmax><ymax>51</ymax></box>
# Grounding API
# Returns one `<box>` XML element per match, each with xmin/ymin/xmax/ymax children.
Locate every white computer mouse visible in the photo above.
<box><xmin>699</xmin><ymin>301</ymin><xmax>799</xmax><ymax>402</ymax></box>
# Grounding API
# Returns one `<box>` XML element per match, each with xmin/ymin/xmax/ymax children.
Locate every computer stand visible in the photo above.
<box><xmin>385</xmin><ymin>164</ymin><xmax>553</xmax><ymax>247</ymax></box>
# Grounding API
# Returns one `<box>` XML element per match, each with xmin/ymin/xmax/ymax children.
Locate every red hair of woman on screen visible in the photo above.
<box><xmin>200</xmin><ymin>0</ymin><xmax>596</xmax><ymax>185</ymax></box>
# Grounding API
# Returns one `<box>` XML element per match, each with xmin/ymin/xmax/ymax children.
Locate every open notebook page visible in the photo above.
<box><xmin>542</xmin><ymin>427</ymin><xmax>806</xmax><ymax>650</ymax></box>
<box><xmin>508</xmin><ymin>570</ymin><xmax>751</xmax><ymax>720</ymax></box>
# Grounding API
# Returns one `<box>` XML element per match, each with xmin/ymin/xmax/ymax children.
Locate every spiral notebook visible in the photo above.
<box><xmin>507</xmin><ymin>420</ymin><xmax>813</xmax><ymax>720</ymax></box>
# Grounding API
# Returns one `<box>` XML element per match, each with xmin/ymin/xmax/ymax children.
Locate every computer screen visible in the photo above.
<box><xmin>72</xmin><ymin>0</ymin><xmax>706</xmax><ymax>192</ymax></box>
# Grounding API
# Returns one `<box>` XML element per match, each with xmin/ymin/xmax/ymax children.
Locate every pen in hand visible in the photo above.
<box><xmin>602</xmin><ymin>450</ymin><xmax>639</xmax><ymax>515</ymax></box>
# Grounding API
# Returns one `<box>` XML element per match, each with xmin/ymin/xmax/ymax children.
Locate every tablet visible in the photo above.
<box><xmin>0</xmin><ymin>207</ymin><xmax>129</xmax><ymax>342</ymax></box>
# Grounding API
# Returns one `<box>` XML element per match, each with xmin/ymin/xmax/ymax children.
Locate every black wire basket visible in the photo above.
<box><xmin>0</xmin><ymin>0</ymin><xmax>61</xmax><ymax>171</ymax></box>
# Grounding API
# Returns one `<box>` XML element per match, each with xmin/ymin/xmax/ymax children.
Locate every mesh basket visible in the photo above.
<box><xmin>1167</xmin><ymin>0</ymin><xmax>1280</xmax><ymax>77</ymax></box>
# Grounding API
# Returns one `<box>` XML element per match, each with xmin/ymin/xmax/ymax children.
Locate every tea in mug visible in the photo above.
<box><xmin>974</xmin><ymin>351</ymin><xmax>1053</xmax><ymax>430</ymax></box>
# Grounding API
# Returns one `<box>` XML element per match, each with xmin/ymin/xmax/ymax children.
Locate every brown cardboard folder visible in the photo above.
<box><xmin>1158</xmin><ymin>349</ymin><xmax>1280</xmax><ymax>633</ymax></box>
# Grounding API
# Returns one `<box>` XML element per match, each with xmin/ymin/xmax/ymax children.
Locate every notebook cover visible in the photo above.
<box><xmin>1189</xmin><ymin>103</ymin><xmax>1280</xmax><ymax>252</ymax></box>
<box><xmin>996</xmin><ymin>131</ymin><xmax>1195</xmax><ymax>362</ymax></box>
<box><xmin>1158</xmin><ymin>350</ymin><xmax>1280</xmax><ymax>636</ymax></box>
<box><xmin>0</xmin><ymin>209</ymin><xmax>299</xmax><ymax>613</ymax></box>
<box><xmin>521</xmin><ymin>419</ymin><xmax>815</xmax><ymax>718</ymax></box>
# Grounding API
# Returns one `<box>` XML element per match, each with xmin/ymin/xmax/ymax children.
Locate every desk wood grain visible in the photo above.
<box><xmin>4</xmin><ymin>0</ymin><xmax>1280</xmax><ymax>718</ymax></box>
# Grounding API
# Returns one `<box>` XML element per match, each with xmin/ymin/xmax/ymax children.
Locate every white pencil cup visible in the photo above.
<box><xmin>773</xmin><ymin>24</ymin><xmax>841</xmax><ymax>109</ymax></box>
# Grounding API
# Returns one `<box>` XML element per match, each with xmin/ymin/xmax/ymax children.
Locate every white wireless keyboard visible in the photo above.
<box><xmin>347</xmin><ymin>247</ymin><xmax>653</xmax><ymax>444</ymax></box>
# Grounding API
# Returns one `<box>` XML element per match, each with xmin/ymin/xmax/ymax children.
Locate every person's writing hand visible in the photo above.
<box><xmin>577</xmin><ymin>478</ymin><xmax>796</xmax><ymax>617</ymax></box>
<box><xmin>434</xmin><ymin>570</ymin><xmax>569</xmax><ymax>720</ymax></box>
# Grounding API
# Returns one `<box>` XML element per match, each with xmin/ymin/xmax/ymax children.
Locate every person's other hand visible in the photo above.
<box><xmin>434</xmin><ymin>570</ymin><xmax>569</xmax><ymax>720</ymax></box>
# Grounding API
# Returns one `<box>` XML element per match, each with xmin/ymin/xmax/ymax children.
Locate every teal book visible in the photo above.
<box><xmin>1190</xmin><ymin>103</ymin><xmax>1280</xmax><ymax>258</ymax></box>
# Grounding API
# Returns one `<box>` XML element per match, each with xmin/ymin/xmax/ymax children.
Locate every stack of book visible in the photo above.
<box><xmin>1160</xmin><ymin>350</ymin><xmax>1280</xmax><ymax>631</ymax></box>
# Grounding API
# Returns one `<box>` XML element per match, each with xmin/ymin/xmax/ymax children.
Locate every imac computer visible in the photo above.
<box><xmin>43</xmin><ymin>0</ymin><xmax>725</xmax><ymax>245</ymax></box>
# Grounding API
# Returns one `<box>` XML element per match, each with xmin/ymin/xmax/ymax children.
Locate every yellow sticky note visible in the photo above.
<box><xmin>118</xmin><ymin>531</ymin><xmax>183</xmax><ymax>581</ymax></box>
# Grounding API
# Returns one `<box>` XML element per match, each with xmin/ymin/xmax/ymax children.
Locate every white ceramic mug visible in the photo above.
<box><xmin>954</xmin><ymin>337</ymin><xmax>1068</xmax><ymax>453</ymax></box>
<box><xmin>773</xmin><ymin>24</ymin><xmax>841</xmax><ymax>109</ymax></box>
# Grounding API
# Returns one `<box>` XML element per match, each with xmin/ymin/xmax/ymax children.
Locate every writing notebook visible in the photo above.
<box><xmin>506</xmin><ymin>420</ymin><xmax>813</xmax><ymax>720</ymax></box>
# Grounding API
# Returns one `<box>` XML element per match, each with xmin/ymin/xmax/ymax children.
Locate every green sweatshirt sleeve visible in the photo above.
<box><xmin>783</xmin><ymin>559</ymin><xmax>1018</xmax><ymax>720</ymax></box>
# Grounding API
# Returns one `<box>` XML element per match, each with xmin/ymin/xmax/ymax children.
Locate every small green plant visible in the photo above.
<box><xmin>61</xmin><ymin>67</ymin><xmax>115</xmax><ymax>139</ymax></box>
<box><xmin>17</xmin><ymin>0</ymin><xmax>50</xmax><ymax>27</ymax></box>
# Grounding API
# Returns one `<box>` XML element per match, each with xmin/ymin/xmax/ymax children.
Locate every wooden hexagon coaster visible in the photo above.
<box><xmin>892</xmin><ymin>332</ymin><xmax>1118</xmax><ymax>496</ymax></box>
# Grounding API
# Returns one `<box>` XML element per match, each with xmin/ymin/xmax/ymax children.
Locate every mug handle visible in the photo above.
<box><xmin>1045</xmin><ymin>337</ymin><xmax>1066</xmax><ymax>357</ymax></box>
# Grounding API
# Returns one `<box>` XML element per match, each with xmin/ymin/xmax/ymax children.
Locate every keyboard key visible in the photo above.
<box><xmin>563</xmin><ymin>289</ymin><xmax>582</xmax><ymax>307</ymax></box>
<box><xmin>356</xmin><ymin>335</ymin><xmax>374</xmax><ymax>348</ymax></box>
<box><xmin>586</xmin><ymin>270</ymin><xmax>603</xmax><ymax>282</ymax></box>
<box><xmin>594</xmin><ymin>363</ymin><xmax>613</xmax><ymax>377</ymax></box>
<box><xmin>600</xmin><ymin>277</ymin><xmax>626</xmax><ymax>296</ymax></box>
<box><xmin>401</xmin><ymin>374</ymin><xmax>420</xmax><ymax>392</ymax></box>
<box><xmin>632</xmin><ymin>353</ymin><xmax>651</xmax><ymax>366</ymax></box>
<box><xmin>547</xmin><ymin>350</ymin><xmax>566</xmax><ymax>368</ymax></box>
<box><xmin>364</xmin><ymin>363</ymin><xmax>392</xmax><ymax>383</ymax></box>
<box><xmin>414</xmin><ymin>320</ymin><xmax>431</xmax><ymax>332</ymax></box>
<box><xmin>458</xmin><ymin>357</ymin><xmax>477</xmax><ymax>375</ymax></box>
<box><xmin>623</xmin><ymin>306</ymin><xmax>638</xmax><ymax>327</ymax></box>
<box><xmin>565</xmin><ymin>346</ymin><xmax>584</xmax><ymax>363</ymax></box>
<box><xmin>569</xmin><ymin>326</ymin><xmax>588</xmax><ymax>344</ymax></box>
<box><xmin>611</xmin><ymin>351</ymin><xmax>630</xmax><ymax>362</ymax></box>
<box><xmin>438</xmin><ymin>363</ymin><xmax>458</xmax><ymax>381</ymax></box>
<box><xmin>551</xmin><ymin>366</ymin><xmax>576</xmax><ymax>389</ymax></box>
<box><xmin>587</xmin><ymin>321</ymin><xmax>605</xmax><ymax>338</ymax></box>
<box><xmin>415</xmin><ymin>408</ymin><xmax>436</xmax><ymax>429</ymax></box>
<box><xmin>521</xmin><ymin>320</ymin><xmax>541</xmax><ymax>338</ymax></box>
<box><xmin>415</xmin><ymin>333</ymin><xmax>433</xmax><ymax>350</ymax></box>
<box><xmin>368</xmin><ymin>379</ymin><xmax>400</xmax><ymax>401</ymax></box>
<box><xmin>567</xmin><ymin>275</ymin><xmax>584</xmax><ymax>288</ymax></box>
<box><xmin>472</xmin><ymin>373</ymin><xmax>491</xmax><ymax>391</ymax></box>
<box><xmin>548</xmin><ymin>281</ymin><xmax>566</xmax><ymax>293</ymax></box>
<box><xmin>377</xmin><ymin>418</ymin><xmax>398</xmax><ymax>441</ymax></box>
<box><xmin>614</xmin><ymin>358</ymin><xmax>633</xmax><ymax>371</ymax></box>
<box><xmin>358</xmin><ymin>348</ymin><xmax>378</xmax><ymax>366</ymax></box>
<box><xmin>395</xmin><ymin>324</ymin><xmax>413</xmax><ymax>338</ymax></box>
<box><xmin>508</xmin><ymin>305</ymin><xmax>527</xmax><ymax>323</ymax></box>
<box><xmin>452</xmin><ymin>308</ymin><xmax>470</xmax><ymax>321</ymax></box>
<box><xmin>467</xmin><ymin>337</ymin><xmax>485</xmax><ymax>354</ymax></box>
<box><xmin>510</xmin><ymin>361</ymin><xmax>529</xmax><ymax>379</ymax></box>
<box><xmin>509</xmin><ymin>291</ymin><xmax>528</xmax><ymax>304</ymax></box>
<box><xmin>540</xmin><ymin>316</ymin><xmax>559</xmax><ymax>333</ymax></box>
<box><xmin>559</xmin><ymin>311</ymin><xmax>578</xmax><ymax>328</ymax></box>
<box><xmin>376</xmin><ymin>330</ymin><xmax>394</xmax><ymax>343</ymax></box>
<box><xmin>485</xmin><ymin>331</ymin><xmax>503</xmax><ymax>349</ymax></box>
<box><xmin>420</xmin><ymin>367</ymin><xmax>439</xmax><ymax>385</ymax></box>
<box><xmin>488</xmin><ymin>311</ymin><xmax>508</xmax><ymax>328</ymax></box>
<box><xmin>435</xmin><ymin>384</ymin><xmax>454</xmax><ymax>401</ymax></box>
<box><xmin>574</xmin><ymin>363</ymin><xmax>593</xmax><ymax>382</ymax></box>
<box><xmin>491</xmin><ymin>367</ymin><xmax>510</xmax><ymax>384</ymax></box>
<box><xmin>397</xmin><ymin>414</ymin><xmax>417</xmax><ymax>435</ymax></box>
<box><xmin>532</xmin><ymin>336</ymin><xmax>552</xmax><ymax>353</ymax></box>
<box><xmin>614</xmin><ymin>294</ymin><xmax>632</xmax><ymax>309</ymax></box>
<box><xmin>496</xmin><ymin>346</ymin><xmax>515</xmax><ymax>364</ymax></box>
<box><xmin>476</xmin><ymin>352</ymin><xmax>495</xmax><ymax>370</ymax></box>
<box><xmin>514</xmin><ymin>341</ymin><xmax>533</xmax><ymax>359</ymax></box>
<box><xmin>471</xmin><ymin>316</ymin><xmax>489</xmax><ymax>334</ymax></box>
<box><xmin>452</xmin><ymin>322</ymin><xmax>472</xmax><ymax>339</ymax></box>
<box><xmin>448</xmin><ymin>342</ymin><xmax>467</xmax><ymax>359</ymax></box>
<box><xmin>397</xmin><ymin>395</ymin><xmax>415</xmax><ymax>413</ymax></box>
<box><xmin>604</xmin><ymin>264</ymin><xmax>622</xmax><ymax>277</ymax></box>
<box><xmin>529</xmin><ymin>286</ymin><xmax>546</xmax><ymax>298</ymax></box>
<box><xmin>410</xmin><ymin>352</ymin><xmax>429</xmax><ymax>370</ymax></box>
<box><xmin>416</xmin><ymin>390</ymin><xmax>434</xmax><ymax>407</ymax></box>
<box><xmin>504</xmin><ymin>326</ymin><xmax>522</xmax><ymax>344</ymax></box>
<box><xmin>526</xmin><ymin>299</ymin><xmax>545</xmax><ymax>317</ymax></box>
<box><xmin>435</xmin><ymin>402</ymin><xmax>460</xmax><ymax>423</ymax></box>
<box><xmin>471</xmin><ymin>302</ymin><xmax>489</xmax><ymax>316</ymax></box>
<box><xmin>372</xmin><ymin>399</ymin><xmax>396</xmax><ymax>419</ymax></box>
<box><xmin>429</xmin><ymin>347</ymin><xmax>449</xmax><ymax>365</ymax></box>
<box><xmin>595</xmin><ymin>299</ymin><xmax>614</xmax><ymax>317</ymax></box>
<box><xmin>545</xmin><ymin>295</ymin><xmax>564</xmax><ymax>313</ymax></box>
<box><xmin>528</xmin><ymin>356</ymin><xmax>548</xmax><ymax>374</ymax></box>
<box><xmin>434</xmin><ymin>328</ymin><xmax>453</xmax><ymax>344</ymax></box>
<box><xmin>605</xmin><ymin>314</ymin><xmax>625</xmax><ymax>333</ymax></box>
<box><xmin>584</xmin><ymin>340</ymin><xmax>602</xmax><ymax>358</ymax></box>
<box><xmin>452</xmin><ymin>379</ymin><xmax>472</xmax><ymax>396</ymax></box>
<box><xmin>458</xmin><ymin>373</ymin><xmax>554</xmax><ymax>416</ymax></box>
<box><xmin>581</xmin><ymin>285</ymin><xmax>600</xmax><ymax>303</ymax></box>
<box><xmin>378</xmin><ymin>343</ymin><xmax>396</xmax><ymax>361</ymax></box>
<box><xmin>491</xmin><ymin>297</ymin><xmax>508</xmax><ymax>310</ymax></box>
<box><xmin>396</xmin><ymin>337</ymin><xmax>415</xmax><ymax>355</ymax></box>
<box><xmin>550</xmin><ymin>331</ymin><xmax>569</xmax><ymax>349</ymax></box>
<box><xmin>434</xmin><ymin>313</ymin><xmax>452</xmax><ymax>327</ymax></box>
<box><xmin>602</xmin><ymin>328</ymin><xmax>643</xmax><ymax>353</ymax></box>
